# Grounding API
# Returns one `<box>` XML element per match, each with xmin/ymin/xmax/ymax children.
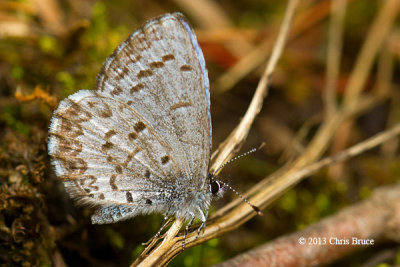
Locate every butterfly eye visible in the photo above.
<box><xmin>210</xmin><ymin>181</ymin><xmax>220</xmax><ymax>195</ymax></box>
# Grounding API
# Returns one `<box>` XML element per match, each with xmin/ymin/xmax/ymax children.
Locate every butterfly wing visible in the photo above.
<box><xmin>48</xmin><ymin>13</ymin><xmax>211</xmax><ymax>223</ymax></box>
<box><xmin>96</xmin><ymin>13</ymin><xmax>211</xmax><ymax>186</ymax></box>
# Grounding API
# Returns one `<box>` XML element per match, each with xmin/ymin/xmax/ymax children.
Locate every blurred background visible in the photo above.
<box><xmin>1</xmin><ymin>0</ymin><xmax>400</xmax><ymax>266</ymax></box>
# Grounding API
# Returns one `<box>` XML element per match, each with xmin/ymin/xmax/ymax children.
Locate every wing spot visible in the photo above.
<box><xmin>75</xmin><ymin>145</ymin><xmax>82</xmax><ymax>153</ymax></box>
<box><xmin>63</xmin><ymin>124</ymin><xmax>83</xmax><ymax>138</ymax></box>
<box><xmin>111</xmin><ymin>86</ymin><xmax>122</xmax><ymax>96</ymax></box>
<box><xmin>144</xmin><ymin>170</ymin><xmax>150</xmax><ymax>178</ymax></box>
<box><xmin>127</xmin><ymin>101</ymin><xmax>132</xmax><ymax>105</ymax></box>
<box><xmin>162</xmin><ymin>54</ymin><xmax>175</xmax><ymax>61</ymax></box>
<box><xmin>88</xmin><ymin>175</ymin><xmax>99</xmax><ymax>191</ymax></box>
<box><xmin>134</xmin><ymin>121</ymin><xmax>146</xmax><ymax>132</ymax></box>
<box><xmin>101</xmin><ymin>111</ymin><xmax>112</xmax><ymax>118</ymax></box>
<box><xmin>145</xmin><ymin>199</ymin><xmax>152</xmax><ymax>205</ymax></box>
<box><xmin>136</xmin><ymin>55</ymin><xmax>142</xmax><ymax>61</ymax></box>
<box><xmin>130</xmin><ymin>83</ymin><xmax>144</xmax><ymax>94</ymax></box>
<box><xmin>105</xmin><ymin>130</ymin><xmax>117</xmax><ymax>139</ymax></box>
<box><xmin>149</xmin><ymin>61</ymin><xmax>164</xmax><ymax>68</ymax></box>
<box><xmin>121</xmin><ymin>65</ymin><xmax>130</xmax><ymax>76</ymax></box>
<box><xmin>137</xmin><ymin>69</ymin><xmax>153</xmax><ymax>78</ymax></box>
<box><xmin>115</xmin><ymin>165</ymin><xmax>122</xmax><ymax>174</ymax></box>
<box><xmin>128</xmin><ymin>132</ymin><xmax>137</xmax><ymax>141</ymax></box>
<box><xmin>100</xmin><ymin>104</ymin><xmax>113</xmax><ymax>118</ymax></box>
<box><xmin>145</xmin><ymin>25</ymin><xmax>162</xmax><ymax>40</ymax></box>
<box><xmin>56</xmin><ymin>139</ymin><xmax>82</xmax><ymax>157</ymax></box>
<box><xmin>136</xmin><ymin>34</ymin><xmax>151</xmax><ymax>50</ymax></box>
<box><xmin>170</xmin><ymin>101</ymin><xmax>193</xmax><ymax>110</ymax></box>
<box><xmin>102</xmin><ymin>141</ymin><xmax>113</xmax><ymax>151</ymax></box>
<box><xmin>64</xmin><ymin>101</ymin><xmax>92</xmax><ymax>122</ymax></box>
<box><xmin>180</xmin><ymin>65</ymin><xmax>192</xmax><ymax>71</ymax></box>
<box><xmin>110</xmin><ymin>175</ymin><xmax>118</xmax><ymax>190</ymax></box>
<box><xmin>67</xmin><ymin>158</ymin><xmax>87</xmax><ymax>174</ymax></box>
<box><xmin>99</xmin><ymin>193</ymin><xmax>105</xmax><ymax>200</ymax></box>
<box><xmin>161</xmin><ymin>155</ymin><xmax>170</xmax><ymax>164</ymax></box>
<box><xmin>126</xmin><ymin>192</ymin><xmax>133</xmax><ymax>202</ymax></box>
<box><xmin>116</xmin><ymin>69</ymin><xmax>126</xmax><ymax>80</ymax></box>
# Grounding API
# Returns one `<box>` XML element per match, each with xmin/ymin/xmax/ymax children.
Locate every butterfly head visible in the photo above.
<box><xmin>207</xmin><ymin>173</ymin><xmax>226</xmax><ymax>198</ymax></box>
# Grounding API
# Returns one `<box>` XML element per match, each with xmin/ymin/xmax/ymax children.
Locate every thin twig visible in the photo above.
<box><xmin>323</xmin><ymin>0</ymin><xmax>347</xmax><ymax>117</ymax></box>
<box><xmin>378</xmin><ymin>42</ymin><xmax>397</xmax><ymax>156</ymax></box>
<box><xmin>293</xmin><ymin>122</ymin><xmax>400</xmax><ymax>182</ymax></box>
<box><xmin>131</xmin><ymin>218</ymin><xmax>184</xmax><ymax>267</ymax></box>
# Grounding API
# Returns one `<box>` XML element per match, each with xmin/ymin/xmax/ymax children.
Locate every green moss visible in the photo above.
<box><xmin>38</xmin><ymin>35</ymin><xmax>61</xmax><ymax>56</ymax></box>
<box><xmin>131</xmin><ymin>245</ymin><xmax>145</xmax><ymax>262</ymax></box>
<box><xmin>11</xmin><ymin>66</ymin><xmax>24</xmax><ymax>80</ymax></box>
<box><xmin>279</xmin><ymin>190</ymin><xmax>297</xmax><ymax>212</ymax></box>
<box><xmin>104</xmin><ymin>227</ymin><xmax>124</xmax><ymax>249</ymax></box>
<box><xmin>315</xmin><ymin>193</ymin><xmax>332</xmax><ymax>216</ymax></box>
<box><xmin>56</xmin><ymin>71</ymin><xmax>77</xmax><ymax>97</ymax></box>
<box><xmin>395</xmin><ymin>251</ymin><xmax>400</xmax><ymax>265</ymax></box>
<box><xmin>1</xmin><ymin>106</ymin><xmax>30</xmax><ymax>136</ymax></box>
<box><xmin>172</xmin><ymin>239</ymin><xmax>224</xmax><ymax>267</ymax></box>
<box><xmin>359</xmin><ymin>186</ymin><xmax>371</xmax><ymax>199</ymax></box>
<box><xmin>336</xmin><ymin>181</ymin><xmax>348</xmax><ymax>193</ymax></box>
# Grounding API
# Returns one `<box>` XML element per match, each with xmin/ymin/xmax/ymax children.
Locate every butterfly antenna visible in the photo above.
<box><xmin>219</xmin><ymin>180</ymin><xmax>263</xmax><ymax>216</ymax></box>
<box><xmin>213</xmin><ymin>143</ymin><xmax>265</xmax><ymax>175</ymax></box>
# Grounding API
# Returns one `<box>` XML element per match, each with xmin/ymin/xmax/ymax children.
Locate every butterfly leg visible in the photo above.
<box><xmin>182</xmin><ymin>213</ymin><xmax>195</xmax><ymax>250</ymax></box>
<box><xmin>195</xmin><ymin>208</ymin><xmax>208</xmax><ymax>240</ymax></box>
<box><xmin>142</xmin><ymin>215</ymin><xmax>173</xmax><ymax>246</ymax></box>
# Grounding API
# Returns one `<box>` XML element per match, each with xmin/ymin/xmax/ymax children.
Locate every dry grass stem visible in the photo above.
<box><xmin>294</xmin><ymin>122</ymin><xmax>400</xmax><ymax>182</ymax></box>
<box><xmin>378</xmin><ymin>45</ymin><xmax>398</xmax><ymax>157</ymax></box>
<box><xmin>323</xmin><ymin>0</ymin><xmax>347</xmax><ymax>117</ymax></box>
<box><xmin>131</xmin><ymin>218</ymin><xmax>184</xmax><ymax>267</ymax></box>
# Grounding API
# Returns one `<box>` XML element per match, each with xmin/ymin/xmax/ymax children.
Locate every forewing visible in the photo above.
<box><xmin>96</xmin><ymin>13</ymin><xmax>211</xmax><ymax>188</ymax></box>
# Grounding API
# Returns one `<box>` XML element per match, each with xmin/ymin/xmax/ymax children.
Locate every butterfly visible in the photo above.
<box><xmin>48</xmin><ymin>13</ymin><xmax>224</xmax><ymax>238</ymax></box>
